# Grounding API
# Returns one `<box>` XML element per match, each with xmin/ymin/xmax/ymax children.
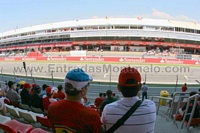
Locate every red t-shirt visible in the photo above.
<box><xmin>48</xmin><ymin>100</ymin><xmax>101</xmax><ymax>133</ymax></box>
<box><xmin>181</xmin><ymin>85</ymin><xmax>187</xmax><ymax>92</ymax></box>
<box><xmin>53</xmin><ymin>91</ymin><xmax>66</xmax><ymax>100</ymax></box>
<box><xmin>94</xmin><ymin>97</ymin><xmax>104</xmax><ymax>108</ymax></box>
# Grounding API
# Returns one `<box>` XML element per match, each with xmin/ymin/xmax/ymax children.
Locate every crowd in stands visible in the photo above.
<box><xmin>0</xmin><ymin>67</ymin><xmax>199</xmax><ymax>133</ymax></box>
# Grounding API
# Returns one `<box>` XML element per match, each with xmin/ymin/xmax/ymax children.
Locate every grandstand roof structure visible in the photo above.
<box><xmin>0</xmin><ymin>17</ymin><xmax>200</xmax><ymax>52</ymax></box>
<box><xmin>1</xmin><ymin>18</ymin><xmax>200</xmax><ymax>37</ymax></box>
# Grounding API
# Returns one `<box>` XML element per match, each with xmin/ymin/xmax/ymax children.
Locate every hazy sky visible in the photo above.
<box><xmin>0</xmin><ymin>0</ymin><xmax>199</xmax><ymax>32</ymax></box>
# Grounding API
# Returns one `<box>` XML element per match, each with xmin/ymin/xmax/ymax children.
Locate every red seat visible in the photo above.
<box><xmin>0</xmin><ymin>120</ymin><xmax>33</xmax><ymax>133</ymax></box>
<box><xmin>10</xmin><ymin>101</ymin><xmax>19</xmax><ymax>107</ymax></box>
<box><xmin>36</xmin><ymin>116</ymin><xmax>52</xmax><ymax>128</ymax></box>
<box><xmin>185</xmin><ymin>118</ymin><xmax>200</xmax><ymax>126</ymax></box>
<box><xmin>4</xmin><ymin>98</ymin><xmax>10</xmax><ymax>105</ymax></box>
<box><xmin>173</xmin><ymin>114</ymin><xmax>182</xmax><ymax>121</ymax></box>
<box><xmin>30</xmin><ymin>128</ymin><xmax>50</xmax><ymax>133</ymax></box>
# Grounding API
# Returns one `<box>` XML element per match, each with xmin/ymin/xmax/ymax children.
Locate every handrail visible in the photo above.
<box><xmin>169</xmin><ymin>92</ymin><xmax>191</xmax><ymax>117</ymax></box>
<box><xmin>180</xmin><ymin>94</ymin><xmax>200</xmax><ymax>130</ymax></box>
<box><xmin>173</xmin><ymin>95</ymin><xmax>188</xmax><ymax>124</ymax></box>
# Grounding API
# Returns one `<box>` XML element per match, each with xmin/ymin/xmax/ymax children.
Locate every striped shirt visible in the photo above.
<box><xmin>101</xmin><ymin>97</ymin><xmax>156</xmax><ymax>133</ymax></box>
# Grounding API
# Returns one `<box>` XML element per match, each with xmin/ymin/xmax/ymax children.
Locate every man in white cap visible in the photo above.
<box><xmin>48</xmin><ymin>68</ymin><xmax>101</xmax><ymax>133</ymax></box>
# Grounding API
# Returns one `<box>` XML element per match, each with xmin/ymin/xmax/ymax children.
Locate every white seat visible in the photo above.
<box><xmin>31</xmin><ymin>106</ymin><xmax>44</xmax><ymax>114</ymax></box>
<box><xmin>5</xmin><ymin>105</ymin><xmax>20</xmax><ymax>118</ymax></box>
<box><xmin>19</xmin><ymin>103</ymin><xmax>32</xmax><ymax>111</ymax></box>
<box><xmin>0</xmin><ymin>115</ymin><xmax>11</xmax><ymax>124</ymax></box>
<box><xmin>18</xmin><ymin>109</ymin><xmax>36</xmax><ymax>123</ymax></box>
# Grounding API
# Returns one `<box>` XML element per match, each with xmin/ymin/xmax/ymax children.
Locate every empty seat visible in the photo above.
<box><xmin>0</xmin><ymin>119</ymin><xmax>33</xmax><ymax>133</ymax></box>
<box><xmin>19</xmin><ymin>103</ymin><xmax>32</xmax><ymax>111</ymax></box>
<box><xmin>173</xmin><ymin>114</ymin><xmax>182</xmax><ymax>121</ymax></box>
<box><xmin>0</xmin><ymin>115</ymin><xmax>11</xmax><ymax>124</ymax></box>
<box><xmin>5</xmin><ymin>105</ymin><xmax>20</xmax><ymax>118</ymax></box>
<box><xmin>18</xmin><ymin>109</ymin><xmax>44</xmax><ymax>124</ymax></box>
<box><xmin>30</xmin><ymin>128</ymin><xmax>50</xmax><ymax>133</ymax></box>
<box><xmin>36</xmin><ymin>116</ymin><xmax>51</xmax><ymax>128</ymax></box>
<box><xmin>4</xmin><ymin>98</ymin><xmax>10</xmax><ymax>105</ymax></box>
<box><xmin>31</xmin><ymin>106</ymin><xmax>44</xmax><ymax>114</ymax></box>
<box><xmin>185</xmin><ymin>118</ymin><xmax>200</xmax><ymax>126</ymax></box>
<box><xmin>18</xmin><ymin>109</ymin><xmax>36</xmax><ymax>123</ymax></box>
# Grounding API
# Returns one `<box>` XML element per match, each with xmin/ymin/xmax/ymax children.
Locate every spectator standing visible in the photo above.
<box><xmin>99</xmin><ymin>90</ymin><xmax>118</xmax><ymax>115</ymax></box>
<box><xmin>48</xmin><ymin>68</ymin><xmax>101</xmax><ymax>133</ymax></box>
<box><xmin>6</xmin><ymin>81</ymin><xmax>21</xmax><ymax>103</ymax></box>
<box><xmin>94</xmin><ymin>93</ymin><xmax>106</xmax><ymax>109</ymax></box>
<box><xmin>15</xmin><ymin>76</ymin><xmax>21</xmax><ymax>84</ymax></box>
<box><xmin>181</xmin><ymin>83</ymin><xmax>188</xmax><ymax>92</ymax></box>
<box><xmin>101</xmin><ymin>67</ymin><xmax>156</xmax><ymax>133</ymax></box>
<box><xmin>141</xmin><ymin>82</ymin><xmax>148</xmax><ymax>101</ymax></box>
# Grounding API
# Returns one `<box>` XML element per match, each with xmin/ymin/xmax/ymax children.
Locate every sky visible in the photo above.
<box><xmin>0</xmin><ymin>0</ymin><xmax>199</xmax><ymax>33</ymax></box>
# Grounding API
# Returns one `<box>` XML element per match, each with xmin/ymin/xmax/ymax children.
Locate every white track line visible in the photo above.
<box><xmin>184</xmin><ymin>75</ymin><xmax>189</xmax><ymax>80</ymax></box>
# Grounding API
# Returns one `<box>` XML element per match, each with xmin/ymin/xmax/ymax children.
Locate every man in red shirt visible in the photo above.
<box><xmin>53</xmin><ymin>85</ymin><xmax>66</xmax><ymax>100</ymax></box>
<box><xmin>181</xmin><ymin>83</ymin><xmax>187</xmax><ymax>92</ymax></box>
<box><xmin>94</xmin><ymin>93</ymin><xmax>105</xmax><ymax>109</ymax></box>
<box><xmin>48</xmin><ymin>68</ymin><xmax>101</xmax><ymax>133</ymax></box>
<box><xmin>43</xmin><ymin>86</ymin><xmax>57</xmax><ymax>111</ymax></box>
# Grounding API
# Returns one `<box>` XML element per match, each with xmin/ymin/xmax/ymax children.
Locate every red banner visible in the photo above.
<box><xmin>0</xmin><ymin>56</ymin><xmax>199</xmax><ymax>65</ymax></box>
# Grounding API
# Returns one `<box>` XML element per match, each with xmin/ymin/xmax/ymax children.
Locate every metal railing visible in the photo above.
<box><xmin>169</xmin><ymin>92</ymin><xmax>191</xmax><ymax>117</ymax></box>
<box><xmin>180</xmin><ymin>94</ymin><xmax>200</xmax><ymax>130</ymax></box>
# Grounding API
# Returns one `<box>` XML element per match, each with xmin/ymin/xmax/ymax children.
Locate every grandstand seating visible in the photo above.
<box><xmin>18</xmin><ymin>109</ymin><xmax>44</xmax><ymax>123</ymax></box>
<box><xmin>19</xmin><ymin>103</ymin><xmax>32</xmax><ymax>111</ymax></box>
<box><xmin>31</xmin><ymin>106</ymin><xmax>44</xmax><ymax>114</ymax></box>
<box><xmin>36</xmin><ymin>116</ymin><xmax>52</xmax><ymax>128</ymax></box>
<box><xmin>0</xmin><ymin>115</ymin><xmax>11</xmax><ymax>124</ymax></box>
<box><xmin>0</xmin><ymin>120</ymin><xmax>33</xmax><ymax>133</ymax></box>
<box><xmin>30</xmin><ymin>128</ymin><xmax>50</xmax><ymax>133</ymax></box>
<box><xmin>5</xmin><ymin>105</ymin><xmax>20</xmax><ymax>118</ymax></box>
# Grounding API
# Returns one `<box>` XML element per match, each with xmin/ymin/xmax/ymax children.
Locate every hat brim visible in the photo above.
<box><xmin>64</xmin><ymin>78</ymin><xmax>91</xmax><ymax>90</ymax></box>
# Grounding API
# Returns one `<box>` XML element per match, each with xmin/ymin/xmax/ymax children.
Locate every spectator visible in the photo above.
<box><xmin>40</xmin><ymin>84</ymin><xmax>48</xmax><ymax>97</ymax></box>
<box><xmin>16</xmin><ymin>84</ymin><xmax>21</xmax><ymax>94</ymax></box>
<box><xmin>181</xmin><ymin>83</ymin><xmax>187</xmax><ymax>92</ymax></box>
<box><xmin>101</xmin><ymin>67</ymin><xmax>156</xmax><ymax>133</ymax></box>
<box><xmin>141</xmin><ymin>82</ymin><xmax>148</xmax><ymax>101</ymax></box>
<box><xmin>6</xmin><ymin>81</ymin><xmax>21</xmax><ymax>103</ymax></box>
<box><xmin>94</xmin><ymin>93</ymin><xmax>105</xmax><ymax>109</ymax></box>
<box><xmin>42</xmin><ymin>86</ymin><xmax>57</xmax><ymax>111</ymax></box>
<box><xmin>20</xmin><ymin>83</ymin><xmax>31</xmax><ymax>105</ymax></box>
<box><xmin>99</xmin><ymin>90</ymin><xmax>118</xmax><ymax>115</ymax></box>
<box><xmin>30</xmin><ymin>83</ymin><xmax>37</xmax><ymax>95</ymax></box>
<box><xmin>48</xmin><ymin>68</ymin><xmax>101</xmax><ymax>133</ymax></box>
<box><xmin>30</xmin><ymin>85</ymin><xmax>43</xmax><ymax>110</ymax></box>
<box><xmin>15</xmin><ymin>76</ymin><xmax>21</xmax><ymax>84</ymax></box>
<box><xmin>178</xmin><ymin>91</ymin><xmax>200</xmax><ymax>122</ymax></box>
<box><xmin>3</xmin><ymin>81</ymin><xmax>9</xmax><ymax>93</ymax></box>
<box><xmin>53</xmin><ymin>85</ymin><xmax>66</xmax><ymax>100</ymax></box>
<box><xmin>18</xmin><ymin>84</ymin><xmax>24</xmax><ymax>95</ymax></box>
<box><xmin>0</xmin><ymin>88</ymin><xmax>6</xmax><ymax>116</ymax></box>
